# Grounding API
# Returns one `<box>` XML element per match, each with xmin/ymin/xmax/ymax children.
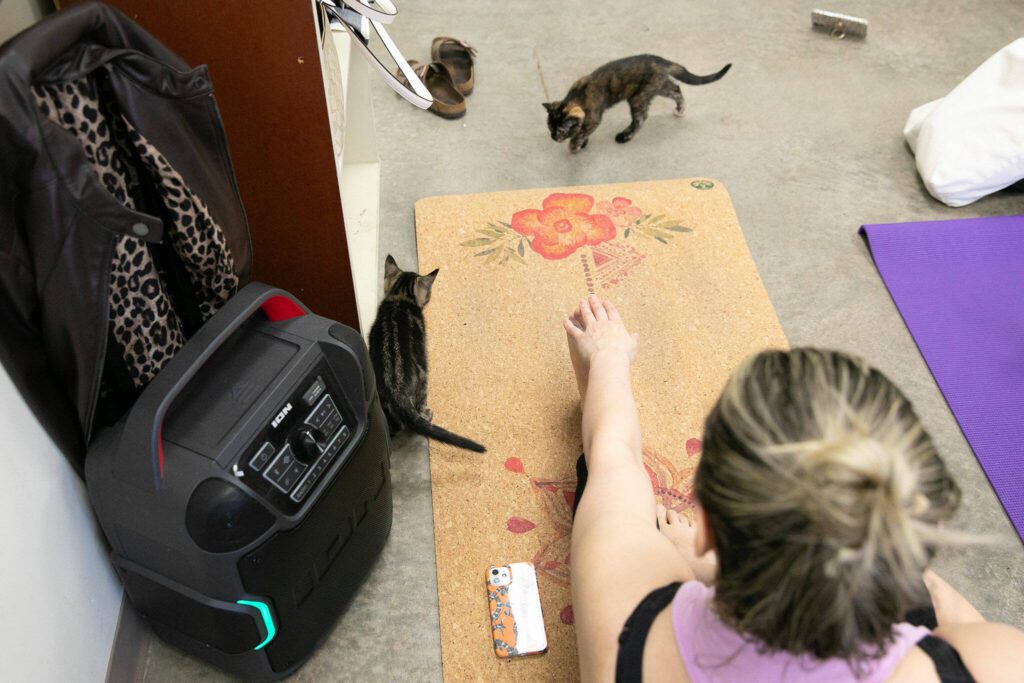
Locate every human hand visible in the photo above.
<box><xmin>563</xmin><ymin>294</ymin><xmax>639</xmax><ymax>371</ymax></box>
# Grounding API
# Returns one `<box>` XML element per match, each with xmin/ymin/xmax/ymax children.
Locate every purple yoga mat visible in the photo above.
<box><xmin>861</xmin><ymin>215</ymin><xmax>1024</xmax><ymax>543</ymax></box>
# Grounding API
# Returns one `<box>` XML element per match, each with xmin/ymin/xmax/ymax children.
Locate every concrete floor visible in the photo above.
<box><xmin>145</xmin><ymin>1</ymin><xmax>1024</xmax><ymax>680</ymax></box>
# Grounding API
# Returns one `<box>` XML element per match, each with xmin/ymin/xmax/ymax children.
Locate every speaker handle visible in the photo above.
<box><xmin>115</xmin><ymin>282</ymin><xmax>310</xmax><ymax>491</ymax></box>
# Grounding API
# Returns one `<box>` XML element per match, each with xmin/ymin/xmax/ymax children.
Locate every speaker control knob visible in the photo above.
<box><xmin>290</xmin><ymin>427</ymin><xmax>323</xmax><ymax>464</ymax></box>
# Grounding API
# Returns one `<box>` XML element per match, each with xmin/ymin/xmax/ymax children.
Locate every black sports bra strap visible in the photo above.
<box><xmin>916</xmin><ymin>635</ymin><xmax>976</xmax><ymax>683</ymax></box>
<box><xmin>615</xmin><ymin>582</ymin><xmax>682</xmax><ymax>683</ymax></box>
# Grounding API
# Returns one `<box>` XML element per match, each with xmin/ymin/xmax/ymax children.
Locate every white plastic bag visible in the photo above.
<box><xmin>905</xmin><ymin>38</ymin><xmax>1024</xmax><ymax>207</ymax></box>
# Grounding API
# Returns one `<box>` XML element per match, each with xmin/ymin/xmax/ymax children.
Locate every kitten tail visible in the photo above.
<box><xmin>396</xmin><ymin>401</ymin><xmax>487</xmax><ymax>453</ymax></box>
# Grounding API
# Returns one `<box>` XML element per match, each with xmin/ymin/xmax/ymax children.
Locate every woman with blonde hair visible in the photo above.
<box><xmin>565</xmin><ymin>294</ymin><xmax>1024</xmax><ymax>682</ymax></box>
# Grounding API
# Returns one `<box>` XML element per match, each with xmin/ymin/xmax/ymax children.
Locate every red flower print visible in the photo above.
<box><xmin>644</xmin><ymin>446</ymin><xmax>698</xmax><ymax>514</ymax></box>
<box><xmin>595</xmin><ymin>196</ymin><xmax>643</xmax><ymax>228</ymax></box>
<box><xmin>503</xmin><ymin>443</ymin><xmax>700</xmax><ymax>586</ymax></box>
<box><xmin>510</xmin><ymin>193</ymin><xmax>615</xmax><ymax>260</ymax></box>
<box><xmin>524</xmin><ymin>475</ymin><xmax>576</xmax><ymax>584</ymax></box>
<box><xmin>507</xmin><ymin>517</ymin><xmax>537</xmax><ymax>534</ymax></box>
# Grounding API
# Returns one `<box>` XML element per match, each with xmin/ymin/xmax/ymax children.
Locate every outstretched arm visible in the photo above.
<box><xmin>565</xmin><ymin>295</ymin><xmax>694</xmax><ymax>681</ymax></box>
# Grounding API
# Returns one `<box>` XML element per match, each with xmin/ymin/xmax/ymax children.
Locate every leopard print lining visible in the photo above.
<box><xmin>32</xmin><ymin>71</ymin><xmax>238</xmax><ymax>386</ymax></box>
<box><xmin>125</xmin><ymin>121</ymin><xmax>239</xmax><ymax>319</ymax></box>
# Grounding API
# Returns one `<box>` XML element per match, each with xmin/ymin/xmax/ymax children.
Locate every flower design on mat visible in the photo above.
<box><xmin>526</xmin><ymin>476</ymin><xmax>576</xmax><ymax>583</ymax></box>
<box><xmin>690</xmin><ymin>179</ymin><xmax>715</xmax><ymax>190</ymax></box>
<box><xmin>460</xmin><ymin>193</ymin><xmax>692</xmax><ymax>269</ymax></box>
<box><xmin>510</xmin><ymin>193</ymin><xmax>615</xmax><ymax>260</ymax></box>
<box><xmin>591</xmin><ymin>241</ymin><xmax>646</xmax><ymax>290</ymax></box>
<box><xmin>645</xmin><ymin>440</ymin><xmax>701</xmax><ymax>514</ymax></box>
<box><xmin>620</xmin><ymin>211</ymin><xmax>692</xmax><ymax>244</ymax></box>
<box><xmin>595</xmin><ymin>196</ymin><xmax>643</xmax><ymax>227</ymax></box>
<box><xmin>459</xmin><ymin>221</ymin><xmax>528</xmax><ymax>265</ymax></box>
<box><xmin>502</xmin><ymin>444</ymin><xmax>700</xmax><ymax>586</ymax></box>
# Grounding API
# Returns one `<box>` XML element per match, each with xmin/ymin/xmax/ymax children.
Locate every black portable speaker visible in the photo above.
<box><xmin>85</xmin><ymin>283</ymin><xmax>392</xmax><ymax>680</ymax></box>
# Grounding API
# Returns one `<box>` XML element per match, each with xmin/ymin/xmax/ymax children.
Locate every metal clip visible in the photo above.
<box><xmin>811</xmin><ymin>9</ymin><xmax>868</xmax><ymax>40</ymax></box>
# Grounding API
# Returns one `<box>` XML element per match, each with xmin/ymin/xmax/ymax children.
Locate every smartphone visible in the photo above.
<box><xmin>486</xmin><ymin>562</ymin><xmax>548</xmax><ymax>658</ymax></box>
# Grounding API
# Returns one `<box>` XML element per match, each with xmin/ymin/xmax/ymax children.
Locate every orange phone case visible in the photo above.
<box><xmin>487</xmin><ymin>562</ymin><xmax>547</xmax><ymax>658</ymax></box>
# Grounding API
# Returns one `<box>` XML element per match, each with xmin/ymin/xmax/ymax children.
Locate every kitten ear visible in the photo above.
<box><xmin>542</xmin><ymin>101</ymin><xmax>558</xmax><ymax>112</ymax></box>
<box><xmin>415</xmin><ymin>269</ymin><xmax>439</xmax><ymax>307</ymax></box>
<box><xmin>384</xmin><ymin>254</ymin><xmax>399</xmax><ymax>278</ymax></box>
<box><xmin>420</xmin><ymin>269</ymin><xmax>439</xmax><ymax>288</ymax></box>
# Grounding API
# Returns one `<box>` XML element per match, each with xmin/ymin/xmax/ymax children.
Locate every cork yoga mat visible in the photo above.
<box><xmin>415</xmin><ymin>179</ymin><xmax>787</xmax><ymax>681</ymax></box>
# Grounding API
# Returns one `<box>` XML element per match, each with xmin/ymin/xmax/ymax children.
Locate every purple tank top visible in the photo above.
<box><xmin>672</xmin><ymin>582</ymin><xmax>931</xmax><ymax>682</ymax></box>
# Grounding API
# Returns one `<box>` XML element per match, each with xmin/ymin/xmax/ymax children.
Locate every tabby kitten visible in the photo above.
<box><xmin>368</xmin><ymin>255</ymin><xmax>486</xmax><ymax>453</ymax></box>
<box><xmin>543</xmin><ymin>54</ymin><xmax>731</xmax><ymax>153</ymax></box>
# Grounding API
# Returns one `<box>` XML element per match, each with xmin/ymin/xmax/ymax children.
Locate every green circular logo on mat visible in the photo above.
<box><xmin>690</xmin><ymin>180</ymin><xmax>714</xmax><ymax>190</ymax></box>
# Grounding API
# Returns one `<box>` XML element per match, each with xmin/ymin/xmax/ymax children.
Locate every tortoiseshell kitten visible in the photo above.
<box><xmin>543</xmin><ymin>54</ymin><xmax>731</xmax><ymax>153</ymax></box>
<box><xmin>368</xmin><ymin>255</ymin><xmax>486</xmax><ymax>453</ymax></box>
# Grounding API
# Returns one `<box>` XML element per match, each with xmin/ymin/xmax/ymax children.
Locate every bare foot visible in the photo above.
<box><xmin>657</xmin><ymin>504</ymin><xmax>717</xmax><ymax>584</ymax></box>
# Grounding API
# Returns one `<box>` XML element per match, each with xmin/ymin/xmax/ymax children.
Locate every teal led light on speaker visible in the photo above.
<box><xmin>237</xmin><ymin>599</ymin><xmax>277</xmax><ymax>650</ymax></box>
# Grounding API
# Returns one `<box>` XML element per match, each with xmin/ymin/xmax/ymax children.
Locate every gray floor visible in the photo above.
<box><xmin>144</xmin><ymin>1</ymin><xmax>1024</xmax><ymax>680</ymax></box>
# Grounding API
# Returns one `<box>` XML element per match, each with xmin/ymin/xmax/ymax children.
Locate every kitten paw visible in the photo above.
<box><xmin>674</xmin><ymin>109</ymin><xmax>685</xmax><ymax>118</ymax></box>
<box><xmin>615</xmin><ymin>132</ymin><xmax>633</xmax><ymax>144</ymax></box>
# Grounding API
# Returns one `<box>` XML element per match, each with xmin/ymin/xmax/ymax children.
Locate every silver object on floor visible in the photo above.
<box><xmin>811</xmin><ymin>9</ymin><xmax>869</xmax><ymax>39</ymax></box>
<box><xmin>331</xmin><ymin>0</ymin><xmax>397</xmax><ymax>24</ymax></box>
<box><xmin>319</xmin><ymin>0</ymin><xmax>433</xmax><ymax>110</ymax></box>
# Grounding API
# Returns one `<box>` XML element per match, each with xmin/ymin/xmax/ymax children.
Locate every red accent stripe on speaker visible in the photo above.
<box><xmin>261</xmin><ymin>295</ymin><xmax>306</xmax><ymax>322</ymax></box>
<box><xmin>158</xmin><ymin>426</ymin><xmax>165</xmax><ymax>478</ymax></box>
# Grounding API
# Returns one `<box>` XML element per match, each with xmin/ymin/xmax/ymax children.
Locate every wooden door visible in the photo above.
<box><xmin>59</xmin><ymin>0</ymin><xmax>359</xmax><ymax>329</ymax></box>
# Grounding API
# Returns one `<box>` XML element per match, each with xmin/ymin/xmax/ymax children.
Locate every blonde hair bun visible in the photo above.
<box><xmin>696</xmin><ymin>348</ymin><xmax>961</xmax><ymax>663</ymax></box>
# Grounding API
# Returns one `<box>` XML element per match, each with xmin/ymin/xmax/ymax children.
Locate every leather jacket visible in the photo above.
<box><xmin>0</xmin><ymin>2</ymin><xmax>252</xmax><ymax>471</ymax></box>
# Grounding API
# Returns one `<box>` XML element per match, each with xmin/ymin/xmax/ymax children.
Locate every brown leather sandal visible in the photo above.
<box><xmin>396</xmin><ymin>60</ymin><xmax>466</xmax><ymax>119</ymax></box>
<box><xmin>431</xmin><ymin>37</ymin><xmax>477</xmax><ymax>96</ymax></box>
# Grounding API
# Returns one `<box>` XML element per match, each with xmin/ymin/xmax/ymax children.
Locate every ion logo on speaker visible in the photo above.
<box><xmin>272</xmin><ymin>402</ymin><xmax>293</xmax><ymax>428</ymax></box>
